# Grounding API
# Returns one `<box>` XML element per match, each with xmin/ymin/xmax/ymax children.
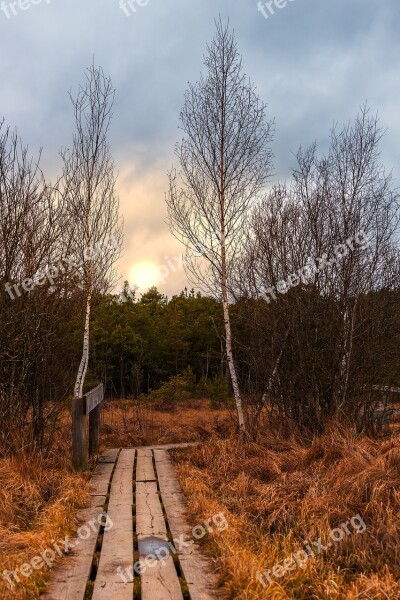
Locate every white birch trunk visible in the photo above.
<box><xmin>74</xmin><ymin>291</ymin><xmax>92</xmax><ymax>399</ymax></box>
<box><xmin>220</xmin><ymin>237</ymin><xmax>246</xmax><ymax>432</ymax></box>
<box><xmin>221</xmin><ymin>294</ymin><xmax>245</xmax><ymax>431</ymax></box>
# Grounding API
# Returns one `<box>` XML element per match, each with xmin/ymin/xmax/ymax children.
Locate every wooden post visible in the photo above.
<box><xmin>72</xmin><ymin>384</ymin><xmax>103</xmax><ymax>471</ymax></box>
<box><xmin>89</xmin><ymin>404</ymin><xmax>100</xmax><ymax>457</ymax></box>
<box><xmin>72</xmin><ymin>397</ymin><xmax>88</xmax><ymax>472</ymax></box>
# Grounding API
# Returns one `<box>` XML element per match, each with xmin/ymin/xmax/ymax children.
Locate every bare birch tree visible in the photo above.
<box><xmin>61</xmin><ymin>65</ymin><xmax>123</xmax><ymax>402</ymax></box>
<box><xmin>233</xmin><ymin>107</ymin><xmax>400</xmax><ymax>432</ymax></box>
<box><xmin>166</xmin><ymin>19</ymin><xmax>273</xmax><ymax>432</ymax></box>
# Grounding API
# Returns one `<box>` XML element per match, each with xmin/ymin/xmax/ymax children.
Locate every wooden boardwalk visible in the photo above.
<box><xmin>43</xmin><ymin>444</ymin><xmax>219</xmax><ymax>599</ymax></box>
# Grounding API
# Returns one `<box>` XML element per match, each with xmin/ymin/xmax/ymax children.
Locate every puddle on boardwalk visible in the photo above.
<box><xmin>138</xmin><ymin>536</ymin><xmax>171</xmax><ymax>559</ymax></box>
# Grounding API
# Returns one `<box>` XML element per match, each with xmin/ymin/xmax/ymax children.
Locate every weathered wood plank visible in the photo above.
<box><xmin>84</xmin><ymin>383</ymin><xmax>104</xmax><ymax>414</ymax></box>
<box><xmin>136</xmin><ymin>442</ymin><xmax>199</xmax><ymax>451</ymax></box>
<box><xmin>42</xmin><ymin>545</ymin><xmax>95</xmax><ymax>599</ymax></box>
<box><xmin>139</xmin><ymin>556</ymin><xmax>183</xmax><ymax>600</ymax></box>
<box><xmin>136</xmin><ymin>482</ymin><xmax>166</xmax><ymax>537</ymax></box>
<box><xmin>92</xmin><ymin>449</ymin><xmax>135</xmax><ymax>600</ymax></box>
<box><xmin>99</xmin><ymin>448</ymin><xmax>120</xmax><ymax>463</ymax></box>
<box><xmin>136</xmin><ymin>448</ymin><xmax>156</xmax><ymax>482</ymax></box>
<box><xmin>91</xmin><ymin>529</ymin><xmax>134</xmax><ymax>599</ymax></box>
<box><xmin>154</xmin><ymin>449</ymin><xmax>219</xmax><ymax>600</ymax></box>
<box><xmin>136</xmin><ymin>463</ymin><xmax>183</xmax><ymax>600</ymax></box>
<box><xmin>89</xmin><ymin>462</ymin><xmax>114</xmax><ymax>497</ymax></box>
<box><xmin>91</xmin><ymin>580</ymin><xmax>134</xmax><ymax>599</ymax></box>
<box><xmin>107</xmin><ymin>450</ymin><xmax>135</xmax><ymax>522</ymax></box>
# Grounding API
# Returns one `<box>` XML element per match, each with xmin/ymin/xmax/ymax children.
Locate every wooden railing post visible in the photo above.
<box><xmin>72</xmin><ymin>383</ymin><xmax>104</xmax><ymax>471</ymax></box>
<box><xmin>72</xmin><ymin>397</ymin><xmax>88</xmax><ymax>472</ymax></box>
<box><xmin>89</xmin><ymin>404</ymin><xmax>100</xmax><ymax>457</ymax></box>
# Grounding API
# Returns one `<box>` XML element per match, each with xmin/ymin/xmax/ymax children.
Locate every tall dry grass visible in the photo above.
<box><xmin>0</xmin><ymin>436</ymin><xmax>90</xmax><ymax>599</ymax></box>
<box><xmin>173</xmin><ymin>422</ymin><xmax>400</xmax><ymax>599</ymax></box>
<box><xmin>100</xmin><ymin>398</ymin><xmax>235</xmax><ymax>447</ymax></box>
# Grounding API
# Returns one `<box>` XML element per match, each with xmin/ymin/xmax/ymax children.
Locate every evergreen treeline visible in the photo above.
<box><xmin>86</xmin><ymin>284</ymin><xmax>400</xmax><ymax>433</ymax></box>
<box><xmin>89</xmin><ymin>286</ymin><xmax>225</xmax><ymax>398</ymax></box>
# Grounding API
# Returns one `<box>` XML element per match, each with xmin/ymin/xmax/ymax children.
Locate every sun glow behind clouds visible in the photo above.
<box><xmin>129</xmin><ymin>261</ymin><xmax>160</xmax><ymax>292</ymax></box>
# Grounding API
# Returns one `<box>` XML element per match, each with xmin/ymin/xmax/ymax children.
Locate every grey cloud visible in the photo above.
<box><xmin>1</xmin><ymin>0</ymin><xmax>399</xmax><ymax>295</ymax></box>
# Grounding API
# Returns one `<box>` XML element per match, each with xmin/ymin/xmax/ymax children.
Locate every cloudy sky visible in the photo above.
<box><xmin>1</xmin><ymin>0</ymin><xmax>399</xmax><ymax>296</ymax></box>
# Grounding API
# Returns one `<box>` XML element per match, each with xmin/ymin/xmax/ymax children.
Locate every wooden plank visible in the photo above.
<box><xmin>92</xmin><ymin>449</ymin><xmax>135</xmax><ymax>600</ymax></box>
<box><xmin>91</xmin><ymin>581</ymin><xmax>133</xmax><ymax>599</ymax></box>
<box><xmin>136</xmin><ymin>482</ymin><xmax>166</xmax><ymax>537</ymax></box>
<box><xmin>136</xmin><ymin>463</ymin><xmax>183</xmax><ymax>600</ymax></box>
<box><xmin>42</xmin><ymin>538</ymin><xmax>96</xmax><ymax>599</ymax></box>
<box><xmin>89</xmin><ymin>462</ymin><xmax>114</xmax><ymax>497</ymax></box>
<box><xmin>99</xmin><ymin>448</ymin><xmax>120</xmax><ymax>463</ymax></box>
<box><xmin>136</xmin><ymin>442</ymin><xmax>199</xmax><ymax>451</ymax></box>
<box><xmin>85</xmin><ymin>384</ymin><xmax>104</xmax><ymax>414</ymax></box>
<box><xmin>107</xmin><ymin>450</ymin><xmax>135</xmax><ymax>523</ymax></box>
<box><xmin>139</xmin><ymin>553</ymin><xmax>183</xmax><ymax>600</ymax></box>
<box><xmin>136</xmin><ymin>448</ymin><xmax>156</xmax><ymax>482</ymax></box>
<box><xmin>154</xmin><ymin>450</ymin><xmax>218</xmax><ymax>600</ymax></box>
<box><xmin>43</xmin><ymin>455</ymin><xmax>115</xmax><ymax>600</ymax></box>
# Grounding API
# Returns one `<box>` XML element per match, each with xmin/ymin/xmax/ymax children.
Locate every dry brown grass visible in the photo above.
<box><xmin>100</xmin><ymin>398</ymin><xmax>235</xmax><ymax>448</ymax></box>
<box><xmin>173</xmin><ymin>423</ymin><xmax>400</xmax><ymax>599</ymax></box>
<box><xmin>4</xmin><ymin>400</ymin><xmax>397</xmax><ymax>599</ymax></box>
<box><xmin>0</xmin><ymin>438</ymin><xmax>90</xmax><ymax>599</ymax></box>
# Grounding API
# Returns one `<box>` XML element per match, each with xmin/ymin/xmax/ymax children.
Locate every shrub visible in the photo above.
<box><xmin>207</xmin><ymin>374</ymin><xmax>231</xmax><ymax>409</ymax></box>
<box><xmin>147</xmin><ymin>367</ymin><xmax>196</xmax><ymax>411</ymax></box>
